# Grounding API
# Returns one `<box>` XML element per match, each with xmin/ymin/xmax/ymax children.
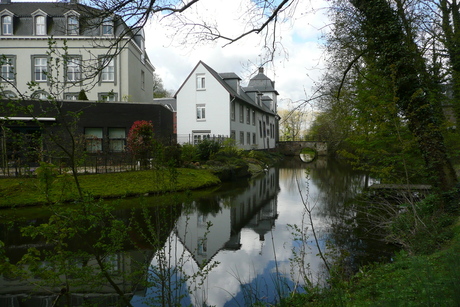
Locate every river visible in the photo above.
<box><xmin>0</xmin><ymin>157</ymin><xmax>395</xmax><ymax>306</ymax></box>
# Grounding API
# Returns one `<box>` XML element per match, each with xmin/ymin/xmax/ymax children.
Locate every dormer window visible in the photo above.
<box><xmin>35</xmin><ymin>15</ymin><xmax>46</xmax><ymax>35</ymax></box>
<box><xmin>67</xmin><ymin>15</ymin><xmax>79</xmax><ymax>35</ymax></box>
<box><xmin>102</xmin><ymin>17</ymin><xmax>113</xmax><ymax>35</ymax></box>
<box><xmin>2</xmin><ymin>15</ymin><xmax>12</xmax><ymax>35</ymax></box>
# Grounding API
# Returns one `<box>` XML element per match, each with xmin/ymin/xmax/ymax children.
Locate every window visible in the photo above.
<box><xmin>66</xmin><ymin>57</ymin><xmax>81</xmax><ymax>82</ymax></box>
<box><xmin>196</xmin><ymin>104</ymin><xmax>206</xmax><ymax>120</ymax></box>
<box><xmin>252</xmin><ymin>110</ymin><xmax>255</xmax><ymax>125</ymax></box>
<box><xmin>239</xmin><ymin>104</ymin><xmax>244</xmax><ymax>122</ymax></box>
<box><xmin>35</xmin><ymin>16</ymin><xmax>46</xmax><ymax>35</ymax></box>
<box><xmin>1</xmin><ymin>56</ymin><xmax>14</xmax><ymax>82</ymax></box>
<box><xmin>33</xmin><ymin>57</ymin><xmax>47</xmax><ymax>82</ymax></box>
<box><xmin>193</xmin><ymin>133</ymin><xmax>210</xmax><ymax>144</ymax></box>
<box><xmin>246</xmin><ymin>107</ymin><xmax>250</xmax><ymax>124</ymax></box>
<box><xmin>98</xmin><ymin>92</ymin><xmax>117</xmax><ymax>101</ymax></box>
<box><xmin>67</xmin><ymin>15</ymin><xmax>78</xmax><ymax>35</ymax></box>
<box><xmin>252</xmin><ymin>133</ymin><xmax>256</xmax><ymax>145</ymax></box>
<box><xmin>196</xmin><ymin>74</ymin><xmax>205</xmax><ymax>90</ymax></box>
<box><xmin>108</xmin><ymin>128</ymin><xmax>125</xmax><ymax>152</ymax></box>
<box><xmin>102</xmin><ymin>17</ymin><xmax>114</xmax><ymax>35</ymax></box>
<box><xmin>101</xmin><ymin>58</ymin><xmax>114</xmax><ymax>82</ymax></box>
<box><xmin>31</xmin><ymin>90</ymin><xmax>49</xmax><ymax>100</ymax></box>
<box><xmin>231</xmin><ymin>101</ymin><xmax>235</xmax><ymax>121</ymax></box>
<box><xmin>198</xmin><ymin>238</ymin><xmax>207</xmax><ymax>256</ymax></box>
<box><xmin>85</xmin><ymin>127</ymin><xmax>103</xmax><ymax>153</ymax></box>
<box><xmin>141</xmin><ymin>70</ymin><xmax>145</xmax><ymax>90</ymax></box>
<box><xmin>247</xmin><ymin>132</ymin><xmax>251</xmax><ymax>145</ymax></box>
<box><xmin>230</xmin><ymin>130</ymin><xmax>235</xmax><ymax>140</ymax></box>
<box><xmin>2</xmin><ymin>15</ymin><xmax>12</xmax><ymax>35</ymax></box>
<box><xmin>1</xmin><ymin>90</ymin><xmax>17</xmax><ymax>99</ymax></box>
<box><xmin>239</xmin><ymin>131</ymin><xmax>244</xmax><ymax>145</ymax></box>
<box><xmin>64</xmin><ymin>93</ymin><xmax>78</xmax><ymax>100</ymax></box>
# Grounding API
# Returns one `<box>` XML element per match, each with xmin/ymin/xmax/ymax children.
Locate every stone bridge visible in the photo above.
<box><xmin>276</xmin><ymin>141</ymin><xmax>328</xmax><ymax>156</ymax></box>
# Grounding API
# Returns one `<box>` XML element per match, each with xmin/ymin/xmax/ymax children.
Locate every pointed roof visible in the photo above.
<box><xmin>247</xmin><ymin>67</ymin><xmax>279</xmax><ymax>95</ymax></box>
<box><xmin>175</xmin><ymin>61</ymin><xmax>276</xmax><ymax>116</ymax></box>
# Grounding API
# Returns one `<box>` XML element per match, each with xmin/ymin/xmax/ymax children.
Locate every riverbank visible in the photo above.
<box><xmin>0</xmin><ymin>151</ymin><xmax>284</xmax><ymax>208</ymax></box>
<box><xmin>0</xmin><ymin>168</ymin><xmax>221</xmax><ymax>208</ymax></box>
<box><xmin>283</xmin><ymin>216</ymin><xmax>460</xmax><ymax>306</ymax></box>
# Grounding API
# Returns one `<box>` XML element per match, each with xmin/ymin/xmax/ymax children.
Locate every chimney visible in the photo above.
<box><xmin>1</xmin><ymin>0</ymin><xmax>12</xmax><ymax>4</ymax></box>
<box><xmin>258</xmin><ymin>67</ymin><xmax>264</xmax><ymax>74</ymax></box>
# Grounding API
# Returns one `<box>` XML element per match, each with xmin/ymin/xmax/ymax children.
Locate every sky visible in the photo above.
<box><xmin>143</xmin><ymin>0</ymin><xmax>330</xmax><ymax>108</ymax></box>
<box><xmin>14</xmin><ymin>0</ymin><xmax>331</xmax><ymax>109</ymax></box>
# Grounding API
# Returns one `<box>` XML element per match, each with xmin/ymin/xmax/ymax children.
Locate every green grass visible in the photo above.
<box><xmin>282</xmin><ymin>218</ymin><xmax>460</xmax><ymax>306</ymax></box>
<box><xmin>0</xmin><ymin>168</ymin><xmax>220</xmax><ymax>207</ymax></box>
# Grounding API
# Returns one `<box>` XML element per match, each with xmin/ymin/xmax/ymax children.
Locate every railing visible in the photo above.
<box><xmin>0</xmin><ymin>153</ymin><xmax>155</xmax><ymax>177</ymax></box>
<box><xmin>176</xmin><ymin>134</ymin><xmax>230</xmax><ymax>145</ymax></box>
<box><xmin>278</xmin><ymin>135</ymin><xmax>326</xmax><ymax>142</ymax></box>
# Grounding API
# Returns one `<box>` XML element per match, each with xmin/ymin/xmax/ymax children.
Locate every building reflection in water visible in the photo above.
<box><xmin>135</xmin><ymin>167</ymin><xmax>280</xmax><ymax>306</ymax></box>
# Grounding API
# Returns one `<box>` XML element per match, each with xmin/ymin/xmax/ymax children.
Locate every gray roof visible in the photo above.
<box><xmin>0</xmin><ymin>1</ymin><xmax>129</xmax><ymax>38</ymax></box>
<box><xmin>175</xmin><ymin>61</ymin><xmax>276</xmax><ymax>116</ymax></box>
<box><xmin>219</xmin><ymin>72</ymin><xmax>241</xmax><ymax>80</ymax></box>
<box><xmin>0</xmin><ymin>2</ymin><xmax>97</xmax><ymax>16</ymax></box>
<box><xmin>153</xmin><ymin>98</ymin><xmax>176</xmax><ymax>112</ymax></box>
<box><xmin>247</xmin><ymin>67</ymin><xmax>279</xmax><ymax>94</ymax></box>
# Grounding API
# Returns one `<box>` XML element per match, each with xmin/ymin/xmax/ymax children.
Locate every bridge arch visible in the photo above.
<box><xmin>276</xmin><ymin>141</ymin><xmax>328</xmax><ymax>156</ymax></box>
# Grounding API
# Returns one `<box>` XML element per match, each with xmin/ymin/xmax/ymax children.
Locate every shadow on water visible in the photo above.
<box><xmin>0</xmin><ymin>157</ymin><xmax>398</xmax><ymax>306</ymax></box>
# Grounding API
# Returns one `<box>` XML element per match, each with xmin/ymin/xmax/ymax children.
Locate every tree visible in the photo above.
<box><xmin>127</xmin><ymin>120</ymin><xmax>157</xmax><ymax>168</ymax></box>
<box><xmin>278</xmin><ymin>101</ymin><xmax>310</xmax><ymax>141</ymax></box>
<box><xmin>153</xmin><ymin>72</ymin><xmax>172</xmax><ymax>98</ymax></box>
<box><xmin>345</xmin><ymin>0</ymin><xmax>457</xmax><ymax>191</ymax></box>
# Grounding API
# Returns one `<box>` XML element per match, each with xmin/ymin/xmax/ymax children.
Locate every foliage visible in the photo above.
<box><xmin>180</xmin><ymin>143</ymin><xmax>199</xmax><ymax>164</ymax></box>
<box><xmin>163</xmin><ymin>144</ymin><xmax>182</xmax><ymax>167</ymax></box>
<box><xmin>282</xmin><ymin>215</ymin><xmax>460</xmax><ymax>306</ymax></box>
<box><xmin>127</xmin><ymin>120</ymin><xmax>158</xmax><ymax>168</ymax></box>
<box><xmin>77</xmin><ymin>89</ymin><xmax>88</xmax><ymax>100</ymax></box>
<box><xmin>215</xmin><ymin>138</ymin><xmax>242</xmax><ymax>158</ymax></box>
<box><xmin>196</xmin><ymin>138</ymin><xmax>222</xmax><ymax>161</ymax></box>
<box><xmin>35</xmin><ymin>162</ymin><xmax>59</xmax><ymax>203</ymax></box>
<box><xmin>152</xmin><ymin>72</ymin><xmax>172</xmax><ymax>98</ymax></box>
<box><xmin>278</xmin><ymin>105</ymin><xmax>310</xmax><ymax>141</ymax></box>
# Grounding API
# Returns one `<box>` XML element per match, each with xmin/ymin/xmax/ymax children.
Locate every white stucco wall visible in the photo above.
<box><xmin>176</xmin><ymin>63</ymin><xmax>231</xmax><ymax>143</ymax></box>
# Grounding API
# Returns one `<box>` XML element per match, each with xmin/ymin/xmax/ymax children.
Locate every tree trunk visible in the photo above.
<box><xmin>350</xmin><ymin>0</ymin><xmax>458</xmax><ymax>192</ymax></box>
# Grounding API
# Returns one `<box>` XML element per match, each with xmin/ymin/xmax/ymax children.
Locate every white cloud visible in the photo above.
<box><xmin>144</xmin><ymin>0</ymin><xmax>330</xmax><ymax>103</ymax></box>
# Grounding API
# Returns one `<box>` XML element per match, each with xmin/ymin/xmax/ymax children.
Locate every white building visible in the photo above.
<box><xmin>0</xmin><ymin>0</ymin><xmax>154</xmax><ymax>102</ymax></box>
<box><xmin>176</xmin><ymin>61</ymin><xmax>279</xmax><ymax>150</ymax></box>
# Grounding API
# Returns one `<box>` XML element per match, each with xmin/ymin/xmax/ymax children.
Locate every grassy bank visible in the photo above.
<box><xmin>283</xmin><ymin>217</ymin><xmax>460</xmax><ymax>306</ymax></box>
<box><xmin>0</xmin><ymin>168</ymin><xmax>221</xmax><ymax>208</ymax></box>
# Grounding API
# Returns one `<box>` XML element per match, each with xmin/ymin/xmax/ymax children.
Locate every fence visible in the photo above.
<box><xmin>278</xmin><ymin>135</ymin><xmax>325</xmax><ymax>142</ymax></box>
<box><xmin>176</xmin><ymin>134</ymin><xmax>230</xmax><ymax>145</ymax></box>
<box><xmin>0</xmin><ymin>153</ymin><xmax>158</xmax><ymax>177</ymax></box>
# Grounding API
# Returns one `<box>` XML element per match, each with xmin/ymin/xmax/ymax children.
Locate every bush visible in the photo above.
<box><xmin>181</xmin><ymin>143</ymin><xmax>198</xmax><ymax>164</ymax></box>
<box><xmin>164</xmin><ymin>144</ymin><xmax>182</xmax><ymax>167</ymax></box>
<box><xmin>197</xmin><ymin>139</ymin><xmax>222</xmax><ymax>161</ymax></box>
<box><xmin>217</xmin><ymin>138</ymin><xmax>241</xmax><ymax>158</ymax></box>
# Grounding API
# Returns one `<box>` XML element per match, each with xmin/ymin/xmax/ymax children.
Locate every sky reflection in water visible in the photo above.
<box><xmin>132</xmin><ymin>157</ymin><xmax>367</xmax><ymax>306</ymax></box>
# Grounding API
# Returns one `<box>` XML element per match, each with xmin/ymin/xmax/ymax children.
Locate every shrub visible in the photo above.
<box><xmin>181</xmin><ymin>143</ymin><xmax>198</xmax><ymax>164</ymax></box>
<box><xmin>217</xmin><ymin>138</ymin><xmax>241</xmax><ymax>158</ymax></box>
<box><xmin>127</xmin><ymin>120</ymin><xmax>156</xmax><ymax>168</ymax></box>
<box><xmin>197</xmin><ymin>139</ymin><xmax>222</xmax><ymax>161</ymax></box>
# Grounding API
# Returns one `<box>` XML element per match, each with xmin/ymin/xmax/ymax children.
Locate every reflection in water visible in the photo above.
<box><xmin>132</xmin><ymin>157</ymin><xmax>393</xmax><ymax>307</ymax></box>
<box><xmin>0</xmin><ymin>157</ymin><xmax>395</xmax><ymax>306</ymax></box>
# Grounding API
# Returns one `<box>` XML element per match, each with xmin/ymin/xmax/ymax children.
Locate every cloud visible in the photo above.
<box><xmin>144</xmin><ymin>0</ymin><xmax>329</xmax><ymax>103</ymax></box>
